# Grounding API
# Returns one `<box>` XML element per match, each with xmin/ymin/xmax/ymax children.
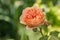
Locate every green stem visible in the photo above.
<box><xmin>39</xmin><ymin>27</ymin><xmax>44</xmax><ymax>36</ymax></box>
<box><xmin>33</xmin><ymin>27</ymin><xmax>44</xmax><ymax>36</ymax></box>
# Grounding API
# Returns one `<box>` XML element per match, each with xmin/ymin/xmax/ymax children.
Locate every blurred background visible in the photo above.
<box><xmin>0</xmin><ymin>0</ymin><xmax>60</xmax><ymax>40</ymax></box>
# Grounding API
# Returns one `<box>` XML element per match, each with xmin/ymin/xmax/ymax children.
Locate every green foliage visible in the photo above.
<box><xmin>39</xmin><ymin>35</ymin><xmax>48</xmax><ymax>40</ymax></box>
<box><xmin>50</xmin><ymin>31</ymin><xmax>59</xmax><ymax>36</ymax></box>
<box><xmin>49</xmin><ymin>36</ymin><xmax>60</xmax><ymax>40</ymax></box>
<box><xmin>46</xmin><ymin>10</ymin><xmax>57</xmax><ymax>26</ymax></box>
<box><xmin>41</xmin><ymin>0</ymin><xmax>59</xmax><ymax>6</ymax></box>
<box><xmin>22</xmin><ymin>0</ymin><xmax>36</xmax><ymax>7</ymax></box>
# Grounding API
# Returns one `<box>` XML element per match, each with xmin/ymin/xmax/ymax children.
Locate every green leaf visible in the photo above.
<box><xmin>51</xmin><ymin>0</ymin><xmax>58</xmax><ymax>6</ymax></box>
<box><xmin>42</xmin><ymin>24</ymin><xmax>48</xmax><ymax>32</ymax></box>
<box><xmin>56</xmin><ymin>20</ymin><xmax>60</xmax><ymax>26</ymax></box>
<box><xmin>21</xmin><ymin>34</ymin><xmax>29</xmax><ymax>40</ymax></box>
<box><xmin>22</xmin><ymin>0</ymin><xmax>36</xmax><ymax>7</ymax></box>
<box><xmin>41</xmin><ymin>24</ymin><xmax>48</xmax><ymax>35</ymax></box>
<box><xmin>18</xmin><ymin>24</ymin><xmax>29</xmax><ymax>40</ymax></box>
<box><xmin>25</xmin><ymin>29</ymin><xmax>42</xmax><ymax>40</ymax></box>
<box><xmin>39</xmin><ymin>35</ymin><xmax>48</xmax><ymax>40</ymax></box>
<box><xmin>50</xmin><ymin>31</ymin><xmax>59</xmax><ymax>37</ymax></box>
<box><xmin>46</xmin><ymin>10</ymin><xmax>57</xmax><ymax>26</ymax></box>
<box><xmin>49</xmin><ymin>36</ymin><xmax>59</xmax><ymax>40</ymax></box>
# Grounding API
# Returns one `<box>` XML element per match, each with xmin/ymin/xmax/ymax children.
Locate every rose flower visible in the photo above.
<box><xmin>20</xmin><ymin>6</ymin><xmax>49</xmax><ymax>29</ymax></box>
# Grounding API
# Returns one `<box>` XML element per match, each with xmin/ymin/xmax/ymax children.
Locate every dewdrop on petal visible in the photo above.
<box><xmin>20</xmin><ymin>6</ymin><xmax>49</xmax><ymax>29</ymax></box>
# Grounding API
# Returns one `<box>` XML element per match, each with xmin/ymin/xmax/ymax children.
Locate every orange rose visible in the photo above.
<box><xmin>20</xmin><ymin>6</ymin><xmax>48</xmax><ymax>29</ymax></box>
